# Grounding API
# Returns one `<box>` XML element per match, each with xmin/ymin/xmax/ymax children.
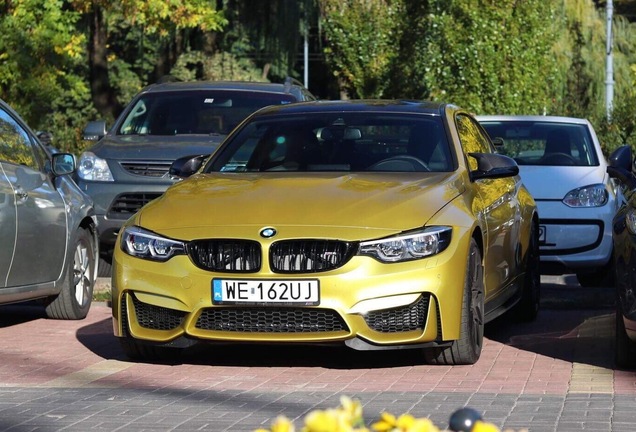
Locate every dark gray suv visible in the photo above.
<box><xmin>77</xmin><ymin>79</ymin><xmax>316</xmax><ymax>275</ymax></box>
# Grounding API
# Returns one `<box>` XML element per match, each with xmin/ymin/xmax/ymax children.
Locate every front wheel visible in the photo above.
<box><xmin>425</xmin><ymin>239</ymin><xmax>484</xmax><ymax>365</ymax></box>
<box><xmin>513</xmin><ymin>222</ymin><xmax>540</xmax><ymax>321</ymax></box>
<box><xmin>45</xmin><ymin>227</ymin><xmax>96</xmax><ymax>319</ymax></box>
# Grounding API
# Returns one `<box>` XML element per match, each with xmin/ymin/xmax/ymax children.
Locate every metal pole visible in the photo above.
<box><xmin>606</xmin><ymin>0</ymin><xmax>614</xmax><ymax>120</ymax></box>
<box><xmin>304</xmin><ymin>28</ymin><xmax>309</xmax><ymax>88</ymax></box>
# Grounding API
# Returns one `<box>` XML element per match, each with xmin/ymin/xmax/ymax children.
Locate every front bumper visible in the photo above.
<box><xmin>535</xmin><ymin>200</ymin><xmax>614</xmax><ymax>270</ymax></box>
<box><xmin>76</xmin><ymin>180</ymin><xmax>173</xmax><ymax>247</ymax></box>
<box><xmin>111</xmin><ymin>232</ymin><xmax>473</xmax><ymax>350</ymax></box>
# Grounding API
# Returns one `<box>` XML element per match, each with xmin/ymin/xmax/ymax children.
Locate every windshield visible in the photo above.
<box><xmin>117</xmin><ymin>90</ymin><xmax>296</xmax><ymax>136</ymax></box>
<box><xmin>206</xmin><ymin>113</ymin><xmax>453</xmax><ymax>173</ymax></box>
<box><xmin>480</xmin><ymin>121</ymin><xmax>599</xmax><ymax>166</ymax></box>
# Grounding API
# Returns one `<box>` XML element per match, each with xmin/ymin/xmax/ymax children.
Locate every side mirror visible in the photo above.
<box><xmin>469</xmin><ymin>152</ymin><xmax>519</xmax><ymax>181</ymax></box>
<box><xmin>51</xmin><ymin>153</ymin><xmax>76</xmax><ymax>176</ymax></box>
<box><xmin>83</xmin><ymin>121</ymin><xmax>108</xmax><ymax>141</ymax></box>
<box><xmin>169</xmin><ymin>154</ymin><xmax>209</xmax><ymax>179</ymax></box>
<box><xmin>607</xmin><ymin>145</ymin><xmax>636</xmax><ymax>189</ymax></box>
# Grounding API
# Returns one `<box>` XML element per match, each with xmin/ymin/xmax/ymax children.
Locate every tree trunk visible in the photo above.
<box><xmin>88</xmin><ymin>6</ymin><xmax>122</xmax><ymax>120</ymax></box>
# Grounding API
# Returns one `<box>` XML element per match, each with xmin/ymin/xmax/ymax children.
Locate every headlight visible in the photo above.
<box><xmin>562</xmin><ymin>183</ymin><xmax>608</xmax><ymax>208</ymax></box>
<box><xmin>358</xmin><ymin>226</ymin><xmax>452</xmax><ymax>263</ymax></box>
<box><xmin>626</xmin><ymin>209</ymin><xmax>636</xmax><ymax>235</ymax></box>
<box><xmin>121</xmin><ymin>226</ymin><xmax>186</xmax><ymax>262</ymax></box>
<box><xmin>78</xmin><ymin>151</ymin><xmax>114</xmax><ymax>181</ymax></box>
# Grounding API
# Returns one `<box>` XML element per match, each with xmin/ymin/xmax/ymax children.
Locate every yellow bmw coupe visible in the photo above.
<box><xmin>112</xmin><ymin>100</ymin><xmax>539</xmax><ymax>365</ymax></box>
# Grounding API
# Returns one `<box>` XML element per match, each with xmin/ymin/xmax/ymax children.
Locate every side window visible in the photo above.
<box><xmin>456</xmin><ymin>114</ymin><xmax>493</xmax><ymax>171</ymax></box>
<box><xmin>0</xmin><ymin>108</ymin><xmax>38</xmax><ymax>170</ymax></box>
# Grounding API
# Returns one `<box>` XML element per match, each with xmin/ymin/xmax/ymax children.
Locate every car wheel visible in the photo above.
<box><xmin>425</xmin><ymin>239</ymin><xmax>484</xmax><ymax>365</ymax></box>
<box><xmin>615</xmin><ymin>303</ymin><xmax>636</xmax><ymax>369</ymax></box>
<box><xmin>119</xmin><ymin>337</ymin><xmax>183</xmax><ymax>362</ymax></box>
<box><xmin>45</xmin><ymin>227</ymin><xmax>96</xmax><ymax>319</ymax></box>
<box><xmin>513</xmin><ymin>223</ymin><xmax>540</xmax><ymax>321</ymax></box>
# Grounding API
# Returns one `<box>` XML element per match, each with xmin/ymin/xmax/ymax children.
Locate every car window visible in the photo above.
<box><xmin>207</xmin><ymin>114</ymin><xmax>453</xmax><ymax>173</ymax></box>
<box><xmin>456</xmin><ymin>114</ymin><xmax>493</xmax><ymax>171</ymax></box>
<box><xmin>0</xmin><ymin>108</ymin><xmax>38</xmax><ymax>170</ymax></box>
<box><xmin>480</xmin><ymin>121</ymin><xmax>599</xmax><ymax>166</ymax></box>
<box><xmin>118</xmin><ymin>90</ymin><xmax>297</xmax><ymax>137</ymax></box>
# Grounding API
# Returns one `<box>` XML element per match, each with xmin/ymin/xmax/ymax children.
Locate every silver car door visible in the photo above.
<box><xmin>0</xmin><ymin>161</ymin><xmax>16</xmax><ymax>287</ymax></box>
<box><xmin>0</xmin><ymin>108</ymin><xmax>67</xmax><ymax>287</ymax></box>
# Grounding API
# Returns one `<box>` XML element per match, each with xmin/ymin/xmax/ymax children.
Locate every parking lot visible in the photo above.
<box><xmin>0</xmin><ymin>276</ymin><xmax>634</xmax><ymax>432</ymax></box>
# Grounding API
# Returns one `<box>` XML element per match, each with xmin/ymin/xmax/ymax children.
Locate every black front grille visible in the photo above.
<box><xmin>120</xmin><ymin>161</ymin><xmax>172</xmax><ymax>177</ymax></box>
<box><xmin>189</xmin><ymin>240</ymin><xmax>261</xmax><ymax>272</ymax></box>
<box><xmin>365</xmin><ymin>294</ymin><xmax>429</xmax><ymax>333</ymax></box>
<box><xmin>195</xmin><ymin>307</ymin><xmax>348</xmax><ymax>333</ymax></box>
<box><xmin>131</xmin><ymin>295</ymin><xmax>187</xmax><ymax>331</ymax></box>
<box><xmin>107</xmin><ymin>192</ymin><xmax>163</xmax><ymax>218</ymax></box>
<box><xmin>270</xmin><ymin>240</ymin><xmax>355</xmax><ymax>273</ymax></box>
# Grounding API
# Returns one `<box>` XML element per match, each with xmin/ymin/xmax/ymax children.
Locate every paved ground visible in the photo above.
<box><xmin>0</xmin><ymin>276</ymin><xmax>634</xmax><ymax>431</ymax></box>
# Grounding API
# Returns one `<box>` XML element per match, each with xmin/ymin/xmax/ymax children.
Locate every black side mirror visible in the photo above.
<box><xmin>469</xmin><ymin>152</ymin><xmax>519</xmax><ymax>181</ymax></box>
<box><xmin>607</xmin><ymin>145</ymin><xmax>636</xmax><ymax>189</ymax></box>
<box><xmin>169</xmin><ymin>154</ymin><xmax>209</xmax><ymax>179</ymax></box>
<box><xmin>491</xmin><ymin>137</ymin><xmax>505</xmax><ymax>148</ymax></box>
<box><xmin>83</xmin><ymin>121</ymin><xmax>108</xmax><ymax>141</ymax></box>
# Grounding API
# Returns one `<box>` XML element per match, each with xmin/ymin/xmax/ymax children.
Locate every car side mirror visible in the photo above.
<box><xmin>607</xmin><ymin>145</ymin><xmax>636</xmax><ymax>189</ymax></box>
<box><xmin>491</xmin><ymin>137</ymin><xmax>505</xmax><ymax>148</ymax></box>
<box><xmin>51</xmin><ymin>153</ymin><xmax>76</xmax><ymax>176</ymax></box>
<box><xmin>468</xmin><ymin>152</ymin><xmax>519</xmax><ymax>181</ymax></box>
<box><xmin>83</xmin><ymin>120</ymin><xmax>108</xmax><ymax>141</ymax></box>
<box><xmin>169</xmin><ymin>154</ymin><xmax>209</xmax><ymax>179</ymax></box>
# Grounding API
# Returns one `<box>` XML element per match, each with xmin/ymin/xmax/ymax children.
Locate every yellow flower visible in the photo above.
<box><xmin>371</xmin><ymin>412</ymin><xmax>439</xmax><ymax>432</ymax></box>
<box><xmin>255</xmin><ymin>415</ymin><xmax>295</xmax><ymax>432</ymax></box>
<box><xmin>340</xmin><ymin>396</ymin><xmax>365</xmax><ymax>426</ymax></box>
<box><xmin>303</xmin><ymin>408</ymin><xmax>350</xmax><ymax>432</ymax></box>
<box><xmin>472</xmin><ymin>421</ymin><xmax>500</xmax><ymax>432</ymax></box>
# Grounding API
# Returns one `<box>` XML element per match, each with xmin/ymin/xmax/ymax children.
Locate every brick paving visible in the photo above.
<box><xmin>0</xmin><ymin>277</ymin><xmax>634</xmax><ymax>431</ymax></box>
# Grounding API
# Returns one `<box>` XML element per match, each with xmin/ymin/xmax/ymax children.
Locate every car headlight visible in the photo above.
<box><xmin>626</xmin><ymin>209</ymin><xmax>636</xmax><ymax>235</ymax></box>
<box><xmin>358</xmin><ymin>226</ymin><xmax>452</xmax><ymax>263</ymax></box>
<box><xmin>121</xmin><ymin>226</ymin><xmax>186</xmax><ymax>262</ymax></box>
<box><xmin>77</xmin><ymin>151</ymin><xmax>114</xmax><ymax>181</ymax></box>
<box><xmin>562</xmin><ymin>183</ymin><xmax>608</xmax><ymax>208</ymax></box>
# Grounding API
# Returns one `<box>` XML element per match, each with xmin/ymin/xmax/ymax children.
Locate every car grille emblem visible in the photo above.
<box><xmin>260</xmin><ymin>227</ymin><xmax>276</xmax><ymax>238</ymax></box>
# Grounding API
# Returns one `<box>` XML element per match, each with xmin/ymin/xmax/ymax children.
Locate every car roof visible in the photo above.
<box><xmin>247</xmin><ymin>99</ymin><xmax>452</xmax><ymax>117</ymax></box>
<box><xmin>476</xmin><ymin>115</ymin><xmax>591</xmax><ymax>125</ymax></box>
<box><xmin>139</xmin><ymin>80</ymin><xmax>313</xmax><ymax>100</ymax></box>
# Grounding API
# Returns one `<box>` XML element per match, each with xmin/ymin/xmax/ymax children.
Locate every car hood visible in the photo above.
<box><xmin>137</xmin><ymin>172</ymin><xmax>465</xmax><ymax>239</ymax></box>
<box><xmin>518</xmin><ymin>165</ymin><xmax>608</xmax><ymax>200</ymax></box>
<box><xmin>89</xmin><ymin>134</ymin><xmax>224</xmax><ymax>160</ymax></box>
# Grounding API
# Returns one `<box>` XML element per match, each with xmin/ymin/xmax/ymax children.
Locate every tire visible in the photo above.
<box><xmin>513</xmin><ymin>223</ymin><xmax>540</xmax><ymax>321</ymax></box>
<box><xmin>45</xmin><ymin>227</ymin><xmax>96</xmax><ymax>319</ymax></box>
<box><xmin>425</xmin><ymin>239</ymin><xmax>484</xmax><ymax>365</ymax></box>
<box><xmin>98</xmin><ymin>254</ymin><xmax>112</xmax><ymax>277</ymax></box>
<box><xmin>615</xmin><ymin>303</ymin><xmax>636</xmax><ymax>369</ymax></box>
<box><xmin>119</xmin><ymin>337</ymin><xmax>183</xmax><ymax>362</ymax></box>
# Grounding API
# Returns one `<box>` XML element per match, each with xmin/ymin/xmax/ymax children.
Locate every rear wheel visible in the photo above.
<box><xmin>45</xmin><ymin>228</ymin><xmax>96</xmax><ymax>319</ymax></box>
<box><xmin>425</xmin><ymin>239</ymin><xmax>484</xmax><ymax>365</ymax></box>
<box><xmin>513</xmin><ymin>223</ymin><xmax>540</xmax><ymax>321</ymax></box>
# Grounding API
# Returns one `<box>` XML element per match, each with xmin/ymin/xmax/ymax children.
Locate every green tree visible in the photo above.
<box><xmin>319</xmin><ymin>0</ymin><xmax>404</xmax><ymax>99</ymax></box>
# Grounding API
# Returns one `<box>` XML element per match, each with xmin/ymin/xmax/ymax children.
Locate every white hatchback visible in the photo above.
<box><xmin>478</xmin><ymin>115</ymin><xmax>619</xmax><ymax>287</ymax></box>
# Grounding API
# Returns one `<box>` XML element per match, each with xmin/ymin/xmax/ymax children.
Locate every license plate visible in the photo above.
<box><xmin>538</xmin><ymin>225</ymin><xmax>546</xmax><ymax>244</ymax></box>
<box><xmin>212</xmin><ymin>278</ymin><xmax>320</xmax><ymax>305</ymax></box>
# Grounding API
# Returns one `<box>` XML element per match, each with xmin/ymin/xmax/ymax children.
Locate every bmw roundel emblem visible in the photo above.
<box><xmin>260</xmin><ymin>227</ymin><xmax>277</xmax><ymax>238</ymax></box>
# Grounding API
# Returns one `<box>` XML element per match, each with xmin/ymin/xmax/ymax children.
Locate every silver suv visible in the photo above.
<box><xmin>0</xmin><ymin>98</ymin><xmax>98</xmax><ymax>318</ymax></box>
<box><xmin>78</xmin><ymin>79</ymin><xmax>316</xmax><ymax>275</ymax></box>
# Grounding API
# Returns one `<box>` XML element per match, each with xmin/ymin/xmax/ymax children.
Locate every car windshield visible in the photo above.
<box><xmin>117</xmin><ymin>90</ymin><xmax>296</xmax><ymax>136</ymax></box>
<box><xmin>480</xmin><ymin>121</ymin><xmax>599</xmax><ymax>166</ymax></box>
<box><xmin>205</xmin><ymin>113</ymin><xmax>453</xmax><ymax>173</ymax></box>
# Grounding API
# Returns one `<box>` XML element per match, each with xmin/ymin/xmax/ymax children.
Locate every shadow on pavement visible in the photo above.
<box><xmin>75</xmin><ymin>276</ymin><xmax>618</xmax><ymax>369</ymax></box>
